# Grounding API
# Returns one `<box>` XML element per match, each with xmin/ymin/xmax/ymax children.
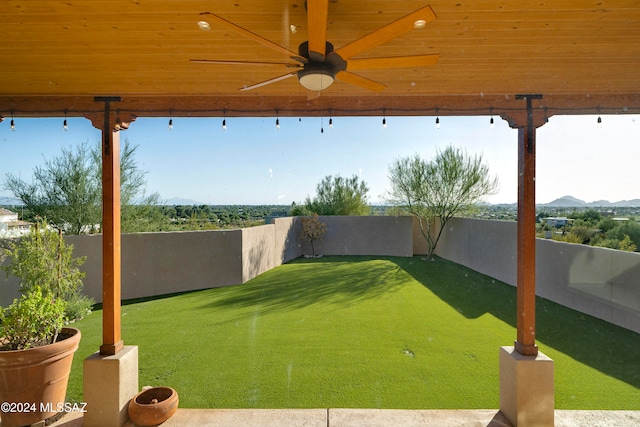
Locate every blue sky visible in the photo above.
<box><xmin>1</xmin><ymin>114</ymin><xmax>639</xmax><ymax>205</ymax></box>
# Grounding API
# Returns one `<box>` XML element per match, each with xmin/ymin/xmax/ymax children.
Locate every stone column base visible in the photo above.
<box><xmin>84</xmin><ymin>346</ymin><xmax>139</xmax><ymax>427</ymax></box>
<box><xmin>499</xmin><ymin>346</ymin><xmax>554</xmax><ymax>427</ymax></box>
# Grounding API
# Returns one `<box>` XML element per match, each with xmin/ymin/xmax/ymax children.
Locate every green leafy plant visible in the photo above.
<box><xmin>618</xmin><ymin>234</ymin><xmax>637</xmax><ymax>252</ymax></box>
<box><xmin>0</xmin><ymin>286</ymin><xmax>66</xmax><ymax>350</ymax></box>
<box><xmin>300</xmin><ymin>214</ymin><xmax>327</xmax><ymax>257</ymax></box>
<box><xmin>1</xmin><ymin>220</ymin><xmax>93</xmax><ymax>350</ymax></box>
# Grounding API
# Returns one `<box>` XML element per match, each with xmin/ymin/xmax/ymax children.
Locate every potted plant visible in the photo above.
<box><xmin>0</xmin><ymin>221</ymin><xmax>88</xmax><ymax>427</ymax></box>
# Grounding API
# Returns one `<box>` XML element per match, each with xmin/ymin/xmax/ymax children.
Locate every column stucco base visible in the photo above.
<box><xmin>499</xmin><ymin>346</ymin><xmax>554</xmax><ymax>427</ymax></box>
<box><xmin>83</xmin><ymin>346</ymin><xmax>139</xmax><ymax>427</ymax></box>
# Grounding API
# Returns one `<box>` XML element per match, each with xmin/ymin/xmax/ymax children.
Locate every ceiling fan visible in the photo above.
<box><xmin>191</xmin><ymin>1</ymin><xmax>438</xmax><ymax>94</ymax></box>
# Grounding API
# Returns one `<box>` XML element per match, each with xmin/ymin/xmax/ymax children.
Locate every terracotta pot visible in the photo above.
<box><xmin>0</xmin><ymin>327</ymin><xmax>81</xmax><ymax>427</ymax></box>
<box><xmin>128</xmin><ymin>386</ymin><xmax>179</xmax><ymax>426</ymax></box>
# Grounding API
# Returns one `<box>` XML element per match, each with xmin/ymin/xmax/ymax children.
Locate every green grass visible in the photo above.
<box><xmin>66</xmin><ymin>256</ymin><xmax>640</xmax><ymax>409</ymax></box>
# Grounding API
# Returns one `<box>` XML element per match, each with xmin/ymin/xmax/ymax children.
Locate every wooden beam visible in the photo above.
<box><xmin>4</xmin><ymin>94</ymin><xmax>640</xmax><ymax>120</ymax></box>
<box><xmin>95</xmin><ymin>96</ymin><xmax>124</xmax><ymax>356</ymax></box>
<box><xmin>513</xmin><ymin>94</ymin><xmax>543</xmax><ymax>357</ymax></box>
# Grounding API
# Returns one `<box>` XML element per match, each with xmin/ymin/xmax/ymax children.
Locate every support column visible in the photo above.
<box><xmin>514</xmin><ymin>93</ymin><xmax>541</xmax><ymax>357</ymax></box>
<box><xmin>95</xmin><ymin>96</ymin><xmax>124</xmax><ymax>356</ymax></box>
<box><xmin>84</xmin><ymin>99</ymin><xmax>139</xmax><ymax>427</ymax></box>
<box><xmin>499</xmin><ymin>95</ymin><xmax>554</xmax><ymax>427</ymax></box>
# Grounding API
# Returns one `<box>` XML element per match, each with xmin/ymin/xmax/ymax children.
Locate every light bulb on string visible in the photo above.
<box><xmin>222</xmin><ymin>119</ymin><xmax>227</xmax><ymax>130</ymax></box>
<box><xmin>63</xmin><ymin>114</ymin><xmax>69</xmax><ymax>131</ymax></box>
<box><xmin>490</xmin><ymin>116</ymin><xmax>495</xmax><ymax>129</ymax></box>
<box><xmin>168</xmin><ymin>118</ymin><xmax>173</xmax><ymax>130</ymax></box>
<box><xmin>435</xmin><ymin>116</ymin><xmax>440</xmax><ymax>129</ymax></box>
<box><xmin>596</xmin><ymin>108</ymin><xmax>603</xmax><ymax>128</ymax></box>
<box><xmin>10</xmin><ymin>118</ymin><xmax>15</xmax><ymax>131</ymax></box>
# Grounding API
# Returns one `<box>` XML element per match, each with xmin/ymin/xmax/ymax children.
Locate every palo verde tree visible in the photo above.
<box><xmin>4</xmin><ymin>139</ymin><xmax>162</xmax><ymax>234</ymax></box>
<box><xmin>305</xmin><ymin>174</ymin><xmax>370</xmax><ymax>215</ymax></box>
<box><xmin>388</xmin><ymin>145</ymin><xmax>499</xmax><ymax>259</ymax></box>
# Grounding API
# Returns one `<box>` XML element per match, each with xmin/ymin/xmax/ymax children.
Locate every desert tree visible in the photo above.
<box><xmin>4</xmin><ymin>139</ymin><xmax>162</xmax><ymax>234</ymax></box>
<box><xmin>5</xmin><ymin>142</ymin><xmax>101</xmax><ymax>234</ymax></box>
<box><xmin>305</xmin><ymin>174</ymin><xmax>370</xmax><ymax>215</ymax></box>
<box><xmin>388</xmin><ymin>145</ymin><xmax>499</xmax><ymax>259</ymax></box>
<box><xmin>300</xmin><ymin>213</ymin><xmax>327</xmax><ymax>257</ymax></box>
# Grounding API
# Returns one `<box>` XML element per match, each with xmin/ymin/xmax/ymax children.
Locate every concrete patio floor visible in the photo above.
<box><xmin>43</xmin><ymin>408</ymin><xmax>640</xmax><ymax>427</ymax></box>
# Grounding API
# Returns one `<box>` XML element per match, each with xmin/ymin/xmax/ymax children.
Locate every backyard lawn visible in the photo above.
<box><xmin>66</xmin><ymin>256</ymin><xmax>640</xmax><ymax>409</ymax></box>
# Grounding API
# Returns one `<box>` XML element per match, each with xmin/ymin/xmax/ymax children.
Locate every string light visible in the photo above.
<box><xmin>168</xmin><ymin>118</ymin><xmax>173</xmax><ymax>130</ymax></box>
<box><xmin>596</xmin><ymin>108</ymin><xmax>603</xmax><ymax>128</ymax></box>
<box><xmin>10</xmin><ymin>115</ymin><xmax>15</xmax><ymax>131</ymax></box>
<box><xmin>490</xmin><ymin>116</ymin><xmax>495</xmax><ymax>129</ymax></box>
<box><xmin>435</xmin><ymin>116</ymin><xmax>440</xmax><ymax>129</ymax></box>
<box><xmin>329</xmin><ymin>117</ymin><xmax>333</xmax><ymax>128</ymax></box>
<box><xmin>63</xmin><ymin>112</ymin><xmax>68</xmax><ymax>131</ymax></box>
<box><xmin>321</xmin><ymin>117</ymin><xmax>324</xmax><ymax>134</ymax></box>
<box><xmin>222</xmin><ymin>109</ymin><xmax>227</xmax><ymax>130</ymax></box>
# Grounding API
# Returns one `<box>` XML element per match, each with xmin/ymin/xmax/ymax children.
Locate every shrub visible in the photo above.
<box><xmin>1</xmin><ymin>221</ymin><xmax>93</xmax><ymax>321</ymax></box>
<box><xmin>0</xmin><ymin>286</ymin><xmax>66</xmax><ymax>350</ymax></box>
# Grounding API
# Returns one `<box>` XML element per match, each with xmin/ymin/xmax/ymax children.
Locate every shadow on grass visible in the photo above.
<box><xmin>394</xmin><ymin>256</ymin><xmax>640</xmax><ymax>390</ymax></box>
<box><xmin>199</xmin><ymin>255</ymin><xmax>407</xmax><ymax>317</ymax></box>
<box><xmin>92</xmin><ymin>288</ymin><xmax>208</xmax><ymax>310</ymax></box>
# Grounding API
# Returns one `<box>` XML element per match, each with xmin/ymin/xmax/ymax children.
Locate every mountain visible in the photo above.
<box><xmin>0</xmin><ymin>196</ymin><xmax>23</xmax><ymax>206</ymax></box>
<box><xmin>542</xmin><ymin>195</ymin><xmax>586</xmax><ymax>207</ymax></box>
<box><xmin>162</xmin><ymin>197</ymin><xmax>204</xmax><ymax>206</ymax></box>
<box><xmin>611</xmin><ymin>199</ymin><xmax>640</xmax><ymax>207</ymax></box>
<box><xmin>539</xmin><ymin>195</ymin><xmax>640</xmax><ymax>208</ymax></box>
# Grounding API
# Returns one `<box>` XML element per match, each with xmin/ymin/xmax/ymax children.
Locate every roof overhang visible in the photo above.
<box><xmin>1</xmin><ymin>1</ymin><xmax>639</xmax><ymax>123</ymax></box>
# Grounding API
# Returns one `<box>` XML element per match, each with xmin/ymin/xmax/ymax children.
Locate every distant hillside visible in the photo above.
<box><xmin>543</xmin><ymin>195</ymin><xmax>586</xmax><ymax>207</ymax></box>
<box><xmin>540</xmin><ymin>195</ymin><xmax>640</xmax><ymax>207</ymax></box>
<box><xmin>0</xmin><ymin>196</ymin><xmax>23</xmax><ymax>206</ymax></box>
<box><xmin>162</xmin><ymin>197</ymin><xmax>205</xmax><ymax>206</ymax></box>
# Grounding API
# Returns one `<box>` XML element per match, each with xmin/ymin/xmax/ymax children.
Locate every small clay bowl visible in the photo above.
<box><xmin>128</xmin><ymin>386</ymin><xmax>179</xmax><ymax>426</ymax></box>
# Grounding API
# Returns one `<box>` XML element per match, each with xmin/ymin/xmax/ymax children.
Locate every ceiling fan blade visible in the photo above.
<box><xmin>335</xmin><ymin>5</ymin><xmax>436</xmax><ymax>60</ymax></box>
<box><xmin>347</xmin><ymin>54</ymin><xmax>439</xmax><ymax>71</ymax></box>
<box><xmin>190</xmin><ymin>59</ymin><xmax>301</xmax><ymax>68</ymax></box>
<box><xmin>336</xmin><ymin>71</ymin><xmax>386</xmax><ymax>92</ymax></box>
<box><xmin>307</xmin><ymin>0</ymin><xmax>329</xmax><ymax>61</ymax></box>
<box><xmin>201</xmin><ymin>12</ymin><xmax>304</xmax><ymax>62</ymax></box>
<box><xmin>239</xmin><ymin>72</ymin><xmax>297</xmax><ymax>91</ymax></box>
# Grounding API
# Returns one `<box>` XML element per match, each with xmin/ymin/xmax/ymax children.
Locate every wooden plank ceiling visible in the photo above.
<box><xmin>1</xmin><ymin>0</ymin><xmax>640</xmax><ymax>122</ymax></box>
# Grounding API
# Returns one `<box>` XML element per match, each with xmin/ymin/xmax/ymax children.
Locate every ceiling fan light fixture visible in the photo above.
<box><xmin>298</xmin><ymin>66</ymin><xmax>335</xmax><ymax>91</ymax></box>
